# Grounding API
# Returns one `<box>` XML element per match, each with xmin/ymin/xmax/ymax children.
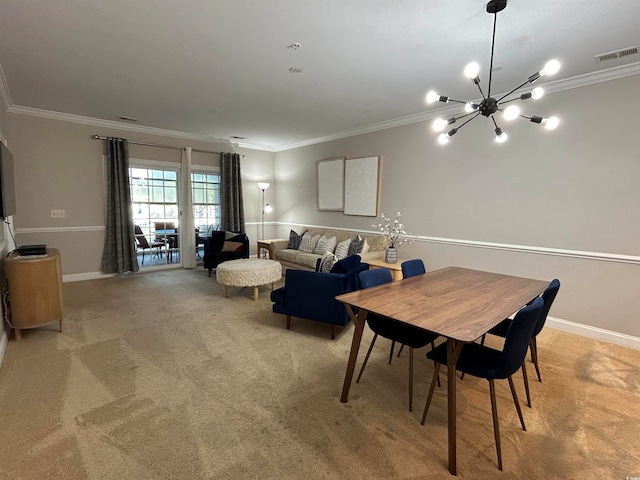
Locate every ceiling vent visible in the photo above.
<box><xmin>594</xmin><ymin>46</ymin><xmax>639</xmax><ymax>63</ymax></box>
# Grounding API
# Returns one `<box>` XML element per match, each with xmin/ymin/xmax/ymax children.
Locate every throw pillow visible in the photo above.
<box><xmin>318</xmin><ymin>252</ymin><xmax>338</xmax><ymax>273</ymax></box>
<box><xmin>299</xmin><ymin>233</ymin><xmax>320</xmax><ymax>253</ymax></box>
<box><xmin>221</xmin><ymin>241</ymin><xmax>243</xmax><ymax>252</ymax></box>
<box><xmin>287</xmin><ymin>229</ymin><xmax>306</xmax><ymax>250</ymax></box>
<box><xmin>313</xmin><ymin>235</ymin><xmax>337</xmax><ymax>255</ymax></box>
<box><xmin>348</xmin><ymin>236</ymin><xmax>365</xmax><ymax>256</ymax></box>
<box><xmin>361</xmin><ymin>237</ymin><xmax>371</xmax><ymax>254</ymax></box>
<box><xmin>334</xmin><ymin>238</ymin><xmax>351</xmax><ymax>260</ymax></box>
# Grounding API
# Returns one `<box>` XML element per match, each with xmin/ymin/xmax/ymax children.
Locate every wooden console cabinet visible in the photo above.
<box><xmin>6</xmin><ymin>248</ymin><xmax>64</xmax><ymax>341</ymax></box>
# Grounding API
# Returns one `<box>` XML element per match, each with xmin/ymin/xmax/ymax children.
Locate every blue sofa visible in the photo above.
<box><xmin>270</xmin><ymin>255</ymin><xmax>368</xmax><ymax>339</ymax></box>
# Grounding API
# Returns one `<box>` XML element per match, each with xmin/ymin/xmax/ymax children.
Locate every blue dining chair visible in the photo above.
<box><xmin>421</xmin><ymin>296</ymin><xmax>544</xmax><ymax>471</ymax></box>
<box><xmin>483</xmin><ymin>279</ymin><xmax>560</xmax><ymax>407</ymax></box>
<box><xmin>401</xmin><ymin>259</ymin><xmax>426</xmax><ymax>278</ymax></box>
<box><xmin>356</xmin><ymin>268</ymin><xmax>439</xmax><ymax>412</ymax></box>
<box><xmin>395</xmin><ymin>259</ymin><xmax>429</xmax><ymax>360</ymax></box>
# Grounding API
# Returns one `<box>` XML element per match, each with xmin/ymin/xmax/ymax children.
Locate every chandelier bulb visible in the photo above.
<box><xmin>540</xmin><ymin>59</ymin><xmax>561</xmax><ymax>77</ymax></box>
<box><xmin>503</xmin><ymin>105</ymin><xmax>520</xmax><ymax>121</ymax></box>
<box><xmin>438</xmin><ymin>133</ymin><xmax>450</xmax><ymax>145</ymax></box>
<box><xmin>432</xmin><ymin>118</ymin><xmax>448</xmax><ymax>132</ymax></box>
<box><xmin>494</xmin><ymin>127</ymin><xmax>508</xmax><ymax>143</ymax></box>
<box><xmin>464</xmin><ymin>102</ymin><xmax>477</xmax><ymax>113</ymax></box>
<box><xmin>464</xmin><ymin>62</ymin><xmax>480</xmax><ymax>80</ymax></box>
<box><xmin>543</xmin><ymin>116</ymin><xmax>560</xmax><ymax>130</ymax></box>
<box><xmin>426</xmin><ymin>91</ymin><xmax>448</xmax><ymax>104</ymax></box>
<box><xmin>531</xmin><ymin>87</ymin><xmax>544</xmax><ymax>99</ymax></box>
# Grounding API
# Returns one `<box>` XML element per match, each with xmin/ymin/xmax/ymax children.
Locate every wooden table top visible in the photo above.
<box><xmin>336</xmin><ymin>266</ymin><xmax>548</xmax><ymax>343</ymax></box>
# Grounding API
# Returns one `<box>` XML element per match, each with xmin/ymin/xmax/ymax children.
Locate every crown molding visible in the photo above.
<box><xmin>5</xmin><ymin>104</ymin><xmax>275</xmax><ymax>152</ymax></box>
<box><xmin>274</xmin><ymin>62</ymin><xmax>640</xmax><ymax>152</ymax></box>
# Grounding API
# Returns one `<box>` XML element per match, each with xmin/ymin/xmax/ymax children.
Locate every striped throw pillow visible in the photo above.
<box><xmin>334</xmin><ymin>238</ymin><xmax>351</xmax><ymax>260</ymax></box>
<box><xmin>299</xmin><ymin>233</ymin><xmax>320</xmax><ymax>253</ymax></box>
<box><xmin>313</xmin><ymin>235</ymin><xmax>336</xmax><ymax>254</ymax></box>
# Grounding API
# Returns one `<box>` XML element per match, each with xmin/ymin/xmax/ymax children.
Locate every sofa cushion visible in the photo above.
<box><xmin>313</xmin><ymin>235</ymin><xmax>336</xmax><ymax>254</ymax></box>
<box><xmin>275</xmin><ymin>249</ymin><xmax>300</xmax><ymax>263</ymax></box>
<box><xmin>334</xmin><ymin>238</ymin><xmax>351</xmax><ymax>260</ymax></box>
<box><xmin>295</xmin><ymin>252</ymin><xmax>323</xmax><ymax>269</ymax></box>
<box><xmin>287</xmin><ymin>229</ymin><xmax>306</xmax><ymax>250</ymax></box>
<box><xmin>299</xmin><ymin>233</ymin><xmax>320</xmax><ymax>253</ymax></box>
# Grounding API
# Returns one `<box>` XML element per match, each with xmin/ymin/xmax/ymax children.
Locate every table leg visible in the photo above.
<box><xmin>14</xmin><ymin>328</ymin><xmax>21</xmax><ymax>341</ymax></box>
<box><xmin>340</xmin><ymin>307</ymin><xmax>367</xmax><ymax>403</ymax></box>
<box><xmin>253</xmin><ymin>286</ymin><xmax>258</xmax><ymax>301</ymax></box>
<box><xmin>447</xmin><ymin>339</ymin><xmax>464</xmax><ymax>475</ymax></box>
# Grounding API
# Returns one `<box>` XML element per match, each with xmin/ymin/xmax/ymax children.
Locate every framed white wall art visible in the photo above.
<box><xmin>317</xmin><ymin>157</ymin><xmax>345</xmax><ymax>211</ymax></box>
<box><xmin>344</xmin><ymin>156</ymin><xmax>380</xmax><ymax>216</ymax></box>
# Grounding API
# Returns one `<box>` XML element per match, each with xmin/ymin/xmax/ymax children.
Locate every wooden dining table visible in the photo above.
<box><xmin>336</xmin><ymin>266</ymin><xmax>548</xmax><ymax>475</ymax></box>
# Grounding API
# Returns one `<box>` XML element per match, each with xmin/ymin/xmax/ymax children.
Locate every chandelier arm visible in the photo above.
<box><xmin>496</xmin><ymin>78</ymin><xmax>532</xmax><ymax>103</ymax></box>
<box><xmin>499</xmin><ymin>96</ymin><xmax>524</xmax><ymax>105</ymax></box>
<box><xmin>490</xmin><ymin>115</ymin><xmax>500</xmax><ymax>129</ymax></box>
<box><xmin>453</xmin><ymin>110</ymin><xmax>480</xmax><ymax>122</ymax></box>
<box><xmin>488</xmin><ymin>11</ymin><xmax>498</xmax><ymax>98</ymax></box>
<box><xmin>474</xmin><ymin>81</ymin><xmax>487</xmax><ymax>101</ymax></box>
<box><xmin>455</xmin><ymin>112</ymin><xmax>482</xmax><ymax>131</ymax></box>
<box><xmin>444</xmin><ymin>98</ymin><xmax>469</xmax><ymax>105</ymax></box>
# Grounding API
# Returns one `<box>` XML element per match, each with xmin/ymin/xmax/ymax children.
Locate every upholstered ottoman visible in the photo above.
<box><xmin>216</xmin><ymin>258</ymin><xmax>282</xmax><ymax>301</ymax></box>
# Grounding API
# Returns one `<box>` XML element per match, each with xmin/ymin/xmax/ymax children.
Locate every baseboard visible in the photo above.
<box><xmin>547</xmin><ymin>316</ymin><xmax>640</xmax><ymax>350</ymax></box>
<box><xmin>63</xmin><ymin>272</ymin><xmax>116</xmax><ymax>283</ymax></box>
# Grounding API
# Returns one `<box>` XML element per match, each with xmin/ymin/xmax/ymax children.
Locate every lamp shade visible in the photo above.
<box><xmin>257</xmin><ymin>182</ymin><xmax>270</xmax><ymax>190</ymax></box>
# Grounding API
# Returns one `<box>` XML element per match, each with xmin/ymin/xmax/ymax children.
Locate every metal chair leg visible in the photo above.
<box><xmin>408</xmin><ymin>347</ymin><xmax>414</xmax><ymax>412</ymax></box>
<box><xmin>396</xmin><ymin>343</ymin><xmax>405</xmax><ymax>358</ymax></box>
<box><xmin>508</xmin><ymin>376</ymin><xmax>526</xmax><ymax>432</ymax></box>
<box><xmin>530</xmin><ymin>337</ymin><xmax>542</xmax><ymax>382</ymax></box>
<box><xmin>489</xmin><ymin>379</ymin><xmax>503</xmax><ymax>471</ymax></box>
<box><xmin>356</xmin><ymin>334</ymin><xmax>379</xmax><ymax>383</ymax></box>
<box><xmin>389</xmin><ymin>340</ymin><xmax>396</xmax><ymax>364</ymax></box>
<box><xmin>521</xmin><ymin>362</ymin><xmax>531</xmax><ymax>408</ymax></box>
<box><xmin>421</xmin><ymin>362</ymin><xmax>441</xmax><ymax>425</ymax></box>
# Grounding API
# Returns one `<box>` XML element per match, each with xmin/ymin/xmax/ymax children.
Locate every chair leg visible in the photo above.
<box><xmin>488</xmin><ymin>379</ymin><xmax>503</xmax><ymax>471</ymax></box>
<box><xmin>521</xmin><ymin>361</ymin><xmax>532</xmax><ymax>408</ymax></box>
<box><xmin>286</xmin><ymin>315</ymin><xmax>291</xmax><ymax>330</ymax></box>
<box><xmin>530</xmin><ymin>337</ymin><xmax>542</xmax><ymax>382</ymax></box>
<box><xmin>389</xmin><ymin>340</ymin><xmax>396</xmax><ymax>364</ymax></box>
<box><xmin>421</xmin><ymin>362</ymin><xmax>441</xmax><ymax>425</ymax></box>
<box><xmin>408</xmin><ymin>347</ymin><xmax>414</xmax><ymax>412</ymax></box>
<box><xmin>480</xmin><ymin>334</ymin><xmax>486</xmax><ymax>345</ymax></box>
<box><xmin>396</xmin><ymin>343</ymin><xmax>405</xmax><ymax>358</ymax></box>
<box><xmin>208</xmin><ymin>268</ymin><xmax>212</xmax><ymax>277</ymax></box>
<box><xmin>356</xmin><ymin>334</ymin><xmax>379</xmax><ymax>383</ymax></box>
<box><xmin>507</xmin><ymin>376</ymin><xmax>526</xmax><ymax>431</ymax></box>
<box><xmin>330</xmin><ymin>325</ymin><xmax>336</xmax><ymax>340</ymax></box>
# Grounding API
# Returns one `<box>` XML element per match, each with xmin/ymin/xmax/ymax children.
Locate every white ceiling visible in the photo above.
<box><xmin>1</xmin><ymin>0</ymin><xmax>639</xmax><ymax>151</ymax></box>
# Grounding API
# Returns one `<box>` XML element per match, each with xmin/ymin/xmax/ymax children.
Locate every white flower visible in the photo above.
<box><xmin>372</xmin><ymin>211</ymin><xmax>414</xmax><ymax>248</ymax></box>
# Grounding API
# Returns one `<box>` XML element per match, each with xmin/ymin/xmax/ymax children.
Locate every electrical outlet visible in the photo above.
<box><xmin>51</xmin><ymin>209</ymin><xmax>66</xmax><ymax>218</ymax></box>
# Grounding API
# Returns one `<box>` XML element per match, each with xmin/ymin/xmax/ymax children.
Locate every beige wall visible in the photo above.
<box><xmin>3</xmin><ymin>75</ymin><xmax>639</xmax><ymax>340</ymax></box>
<box><xmin>273</xmin><ymin>75</ymin><xmax>640</xmax><ymax>338</ymax></box>
<box><xmin>5</xmin><ymin>114</ymin><xmax>275</xmax><ymax>276</ymax></box>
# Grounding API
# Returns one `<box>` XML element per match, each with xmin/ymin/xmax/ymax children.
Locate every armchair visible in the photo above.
<box><xmin>203</xmin><ymin>231</ymin><xmax>250</xmax><ymax>276</ymax></box>
<box><xmin>270</xmin><ymin>255</ymin><xmax>368</xmax><ymax>339</ymax></box>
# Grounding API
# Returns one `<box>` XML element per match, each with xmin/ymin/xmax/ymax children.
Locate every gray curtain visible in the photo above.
<box><xmin>101</xmin><ymin>137</ymin><xmax>139</xmax><ymax>274</ymax></box>
<box><xmin>220</xmin><ymin>152</ymin><xmax>245</xmax><ymax>232</ymax></box>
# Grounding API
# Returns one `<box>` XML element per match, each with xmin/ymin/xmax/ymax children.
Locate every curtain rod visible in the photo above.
<box><xmin>91</xmin><ymin>135</ymin><xmax>245</xmax><ymax>157</ymax></box>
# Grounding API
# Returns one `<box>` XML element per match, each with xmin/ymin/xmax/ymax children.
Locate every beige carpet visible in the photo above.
<box><xmin>0</xmin><ymin>268</ymin><xmax>639</xmax><ymax>479</ymax></box>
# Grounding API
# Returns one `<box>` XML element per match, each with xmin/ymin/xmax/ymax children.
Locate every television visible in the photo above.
<box><xmin>0</xmin><ymin>142</ymin><xmax>16</xmax><ymax>219</ymax></box>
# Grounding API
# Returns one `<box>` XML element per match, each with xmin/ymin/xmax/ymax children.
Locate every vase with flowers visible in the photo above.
<box><xmin>373</xmin><ymin>211</ymin><xmax>413</xmax><ymax>264</ymax></box>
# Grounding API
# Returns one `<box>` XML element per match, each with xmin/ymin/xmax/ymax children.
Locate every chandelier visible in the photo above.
<box><xmin>426</xmin><ymin>0</ymin><xmax>560</xmax><ymax>145</ymax></box>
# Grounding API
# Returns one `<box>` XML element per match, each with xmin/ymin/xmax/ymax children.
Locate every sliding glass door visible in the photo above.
<box><xmin>130</xmin><ymin>166</ymin><xmax>180</xmax><ymax>267</ymax></box>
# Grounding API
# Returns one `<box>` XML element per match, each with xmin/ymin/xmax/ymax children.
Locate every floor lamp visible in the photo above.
<box><xmin>257</xmin><ymin>182</ymin><xmax>270</xmax><ymax>241</ymax></box>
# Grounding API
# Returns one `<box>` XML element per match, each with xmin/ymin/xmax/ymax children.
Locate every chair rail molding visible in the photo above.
<box><xmin>15</xmin><ymin>226</ymin><xmax>106</xmax><ymax>234</ymax></box>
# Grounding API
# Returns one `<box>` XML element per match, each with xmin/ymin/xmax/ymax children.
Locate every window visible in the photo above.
<box><xmin>191</xmin><ymin>172</ymin><xmax>220</xmax><ymax>232</ymax></box>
